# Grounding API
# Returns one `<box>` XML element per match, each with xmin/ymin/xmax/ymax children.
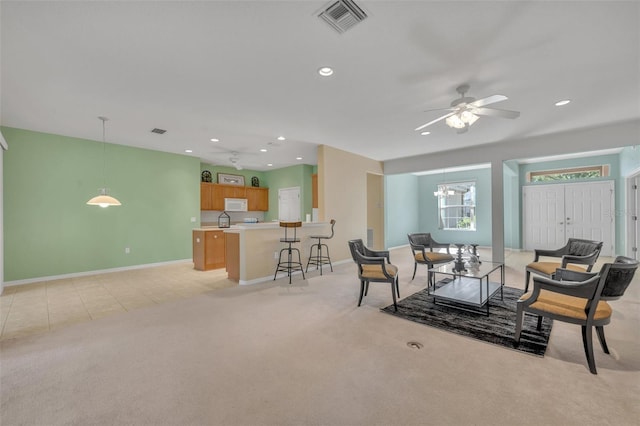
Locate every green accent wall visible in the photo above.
<box><xmin>384</xmin><ymin>174</ymin><xmax>419</xmax><ymax>248</ymax></box>
<box><xmin>200</xmin><ymin>163</ymin><xmax>267</xmax><ymax>187</ymax></box>
<box><xmin>3</xmin><ymin>127</ymin><xmax>200</xmax><ymax>282</ymax></box>
<box><xmin>620</xmin><ymin>145</ymin><xmax>640</xmax><ymax>175</ymax></box>
<box><xmin>261</xmin><ymin>164</ymin><xmax>314</xmax><ymax>222</ymax></box>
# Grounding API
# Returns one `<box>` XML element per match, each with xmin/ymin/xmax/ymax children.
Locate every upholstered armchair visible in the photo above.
<box><xmin>407</xmin><ymin>233</ymin><xmax>454</xmax><ymax>285</ymax></box>
<box><xmin>525</xmin><ymin>238</ymin><xmax>603</xmax><ymax>292</ymax></box>
<box><xmin>348</xmin><ymin>239</ymin><xmax>399</xmax><ymax>311</ymax></box>
<box><xmin>515</xmin><ymin>256</ymin><xmax>638</xmax><ymax>374</ymax></box>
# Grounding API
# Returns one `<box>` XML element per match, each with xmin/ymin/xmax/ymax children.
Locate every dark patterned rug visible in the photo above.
<box><xmin>381</xmin><ymin>283</ymin><xmax>552</xmax><ymax>356</ymax></box>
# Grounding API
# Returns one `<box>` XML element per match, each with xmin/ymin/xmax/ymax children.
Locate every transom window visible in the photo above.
<box><xmin>527</xmin><ymin>165</ymin><xmax>609</xmax><ymax>183</ymax></box>
<box><xmin>437</xmin><ymin>181</ymin><xmax>476</xmax><ymax>231</ymax></box>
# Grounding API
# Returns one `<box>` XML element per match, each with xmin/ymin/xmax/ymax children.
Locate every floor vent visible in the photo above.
<box><xmin>407</xmin><ymin>341</ymin><xmax>423</xmax><ymax>349</ymax></box>
<box><xmin>151</xmin><ymin>128</ymin><xmax>167</xmax><ymax>134</ymax></box>
<box><xmin>318</xmin><ymin>0</ymin><xmax>367</xmax><ymax>34</ymax></box>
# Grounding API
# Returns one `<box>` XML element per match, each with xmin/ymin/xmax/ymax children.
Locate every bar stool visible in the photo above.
<box><xmin>274</xmin><ymin>221</ymin><xmax>305</xmax><ymax>284</ymax></box>
<box><xmin>306</xmin><ymin>219</ymin><xmax>336</xmax><ymax>275</ymax></box>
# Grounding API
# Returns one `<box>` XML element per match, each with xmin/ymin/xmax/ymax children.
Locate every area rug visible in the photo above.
<box><xmin>381</xmin><ymin>283</ymin><xmax>552</xmax><ymax>356</ymax></box>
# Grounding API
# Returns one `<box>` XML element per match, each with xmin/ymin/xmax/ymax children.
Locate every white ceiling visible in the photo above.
<box><xmin>2</xmin><ymin>1</ymin><xmax>639</xmax><ymax>171</ymax></box>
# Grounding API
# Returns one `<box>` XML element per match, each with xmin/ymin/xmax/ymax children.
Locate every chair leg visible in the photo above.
<box><xmin>514</xmin><ymin>301</ymin><xmax>524</xmax><ymax>343</ymax></box>
<box><xmin>411</xmin><ymin>262</ymin><xmax>417</xmax><ymax>281</ymax></box>
<box><xmin>582</xmin><ymin>325</ymin><xmax>598</xmax><ymax>374</ymax></box>
<box><xmin>596</xmin><ymin>326</ymin><xmax>610</xmax><ymax>354</ymax></box>
<box><xmin>391</xmin><ymin>280</ymin><xmax>397</xmax><ymax>311</ymax></box>
<box><xmin>524</xmin><ymin>271</ymin><xmax>531</xmax><ymax>292</ymax></box>
<box><xmin>358</xmin><ymin>280</ymin><xmax>365</xmax><ymax>306</ymax></box>
<box><xmin>324</xmin><ymin>244</ymin><xmax>333</xmax><ymax>272</ymax></box>
<box><xmin>536</xmin><ymin>315</ymin><xmax>543</xmax><ymax>331</ymax></box>
<box><xmin>364</xmin><ymin>282</ymin><xmax>369</xmax><ymax>296</ymax></box>
<box><xmin>396</xmin><ymin>276</ymin><xmax>400</xmax><ymax>298</ymax></box>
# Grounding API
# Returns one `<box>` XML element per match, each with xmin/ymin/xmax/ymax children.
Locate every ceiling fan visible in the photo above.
<box><xmin>208</xmin><ymin>146</ymin><xmax>257</xmax><ymax>170</ymax></box>
<box><xmin>415</xmin><ymin>84</ymin><xmax>520</xmax><ymax>134</ymax></box>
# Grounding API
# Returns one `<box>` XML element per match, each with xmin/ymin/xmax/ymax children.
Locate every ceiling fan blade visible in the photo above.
<box><xmin>473</xmin><ymin>107</ymin><xmax>520</xmax><ymax>119</ymax></box>
<box><xmin>469</xmin><ymin>94</ymin><xmax>508</xmax><ymax>108</ymax></box>
<box><xmin>414</xmin><ymin>112</ymin><xmax>455</xmax><ymax>131</ymax></box>
<box><xmin>423</xmin><ymin>107</ymin><xmax>456</xmax><ymax>113</ymax></box>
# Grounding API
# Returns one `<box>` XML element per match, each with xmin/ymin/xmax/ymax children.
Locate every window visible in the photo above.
<box><xmin>437</xmin><ymin>181</ymin><xmax>476</xmax><ymax>231</ymax></box>
<box><xmin>527</xmin><ymin>165</ymin><xmax>609</xmax><ymax>183</ymax></box>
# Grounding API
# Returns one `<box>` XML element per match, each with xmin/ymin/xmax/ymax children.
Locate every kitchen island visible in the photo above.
<box><xmin>224</xmin><ymin>222</ymin><xmax>330</xmax><ymax>284</ymax></box>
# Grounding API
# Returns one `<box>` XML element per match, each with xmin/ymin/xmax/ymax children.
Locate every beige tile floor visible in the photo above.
<box><xmin>0</xmin><ymin>263</ymin><xmax>236</xmax><ymax>341</ymax></box>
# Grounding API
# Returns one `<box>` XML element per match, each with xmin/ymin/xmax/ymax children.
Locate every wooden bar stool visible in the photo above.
<box><xmin>306</xmin><ymin>219</ymin><xmax>335</xmax><ymax>275</ymax></box>
<box><xmin>273</xmin><ymin>221</ymin><xmax>305</xmax><ymax>284</ymax></box>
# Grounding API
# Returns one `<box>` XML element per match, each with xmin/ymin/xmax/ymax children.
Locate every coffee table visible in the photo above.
<box><xmin>429</xmin><ymin>261</ymin><xmax>504</xmax><ymax>315</ymax></box>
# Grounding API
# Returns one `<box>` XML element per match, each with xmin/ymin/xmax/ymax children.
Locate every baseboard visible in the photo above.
<box><xmin>4</xmin><ymin>259</ymin><xmax>193</xmax><ymax>287</ymax></box>
<box><xmin>239</xmin><ymin>258</ymin><xmax>352</xmax><ymax>285</ymax></box>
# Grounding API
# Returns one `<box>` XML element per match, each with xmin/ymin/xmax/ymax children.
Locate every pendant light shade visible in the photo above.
<box><xmin>87</xmin><ymin>188</ymin><xmax>122</xmax><ymax>208</ymax></box>
<box><xmin>87</xmin><ymin>116</ymin><xmax>122</xmax><ymax>207</ymax></box>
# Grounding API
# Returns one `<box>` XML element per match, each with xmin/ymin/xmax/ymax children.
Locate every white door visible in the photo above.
<box><xmin>523</xmin><ymin>181</ymin><xmax>615</xmax><ymax>256</ymax></box>
<box><xmin>278</xmin><ymin>187</ymin><xmax>300</xmax><ymax>221</ymax></box>
<box><xmin>523</xmin><ymin>185</ymin><xmax>565</xmax><ymax>250</ymax></box>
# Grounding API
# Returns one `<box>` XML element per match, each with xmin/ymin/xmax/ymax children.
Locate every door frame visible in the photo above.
<box><xmin>626</xmin><ymin>167</ymin><xmax>640</xmax><ymax>259</ymax></box>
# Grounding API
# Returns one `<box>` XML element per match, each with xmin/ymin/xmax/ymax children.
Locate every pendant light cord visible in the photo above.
<box><xmin>99</xmin><ymin>116</ymin><xmax>108</xmax><ymax>190</ymax></box>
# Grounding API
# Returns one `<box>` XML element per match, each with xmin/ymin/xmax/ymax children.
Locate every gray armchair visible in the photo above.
<box><xmin>515</xmin><ymin>256</ymin><xmax>638</xmax><ymax>374</ymax></box>
<box><xmin>407</xmin><ymin>233</ymin><xmax>454</xmax><ymax>285</ymax></box>
<box><xmin>348</xmin><ymin>239</ymin><xmax>399</xmax><ymax>311</ymax></box>
<box><xmin>525</xmin><ymin>238</ymin><xmax>603</xmax><ymax>292</ymax></box>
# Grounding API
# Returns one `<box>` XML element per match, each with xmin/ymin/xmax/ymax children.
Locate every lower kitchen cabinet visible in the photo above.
<box><xmin>192</xmin><ymin>229</ymin><xmax>226</xmax><ymax>270</ymax></box>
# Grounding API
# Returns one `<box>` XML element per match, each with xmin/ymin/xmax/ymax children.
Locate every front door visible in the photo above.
<box><xmin>523</xmin><ymin>181</ymin><xmax>614</xmax><ymax>256</ymax></box>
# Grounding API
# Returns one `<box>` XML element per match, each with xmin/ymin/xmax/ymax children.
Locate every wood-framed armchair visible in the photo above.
<box><xmin>525</xmin><ymin>238</ymin><xmax>603</xmax><ymax>292</ymax></box>
<box><xmin>515</xmin><ymin>256</ymin><xmax>638</xmax><ymax>374</ymax></box>
<box><xmin>348</xmin><ymin>239</ymin><xmax>399</xmax><ymax>311</ymax></box>
<box><xmin>407</xmin><ymin>233</ymin><xmax>454</xmax><ymax>285</ymax></box>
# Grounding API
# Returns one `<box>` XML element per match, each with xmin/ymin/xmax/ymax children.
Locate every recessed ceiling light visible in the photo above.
<box><xmin>555</xmin><ymin>99</ymin><xmax>571</xmax><ymax>106</ymax></box>
<box><xmin>260</xmin><ymin>148</ymin><xmax>268</xmax><ymax>152</ymax></box>
<box><xmin>185</xmin><ymin>149</ymin><xmax>193</xmax><ymax>153</ymax></box>
<box><xmin>277</xmin><ymin>136</ymin><xmax>286</xmax><ymax>141</ymax></box>
<box><xmin>296</xmin><ymin>157</ymin><xmax>303</xmax><ymax>160</ymax></box>
<box><xmin>318</xmin><ymin>67</ymin><xmax>333</xmax><ymax>77</ymax></box>
<box><xmin>267</xmin><ymin>163</ymin><xmax>273</xmax><ymax>167</ymax></box>
<box><xmin>420</xmin><ymin>131</ymin><xmax>431</xmax><ymax>136</ymax></box>
<box><xmin>210</xmin><ymin>138</ymin><xmax>219</xmax><ymax>142</ymax></box>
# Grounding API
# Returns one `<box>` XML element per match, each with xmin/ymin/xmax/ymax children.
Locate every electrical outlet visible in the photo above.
<box><xmin>125</xmin><ymin>247</ymin><xmax>130</xmax><ymax>254</ymax></box>
<box><xmin>190</xmin><ymin>217</ymin><xmax>196</xmax><ymax>222</ymax></box>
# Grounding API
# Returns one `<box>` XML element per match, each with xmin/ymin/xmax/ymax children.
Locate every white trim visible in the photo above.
<box><xmin>4</xmin><ymin>259</ymin><xmax>193</xmax><ymax>287</ymax></box>
<box><xmin>0</xmin><ymin>129</ymin><xmax>8</xmax><ymax>150</ymax></box>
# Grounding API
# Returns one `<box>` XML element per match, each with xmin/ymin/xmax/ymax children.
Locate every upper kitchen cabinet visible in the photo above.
<box><xmin>246</xmin><ymin>187</ymin><xmax>269</xmax><ymax>211</ymax></box>
<box><xmin>200</xmin><ymin>183</ymin><xmax>269</xmax><ymax>211</ymax></box>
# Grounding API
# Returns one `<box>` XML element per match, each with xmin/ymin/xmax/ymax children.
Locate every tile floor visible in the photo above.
<box><xmin>0</xmin><ymin>262</ymin><xmax>235</xmax><ymax>341</ymax></box>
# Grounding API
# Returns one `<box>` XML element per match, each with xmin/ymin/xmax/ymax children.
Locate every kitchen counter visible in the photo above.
<box><xmin>222</xmin><ymin>222</ymin><xmax>331</xmax><ymax>284</ymax></box>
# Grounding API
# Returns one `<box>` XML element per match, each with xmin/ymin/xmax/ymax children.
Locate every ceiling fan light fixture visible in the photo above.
<box><xmin>445</xmin><ymin>114</ymin><xmax>466</xmax><ymax>129</ymax></box>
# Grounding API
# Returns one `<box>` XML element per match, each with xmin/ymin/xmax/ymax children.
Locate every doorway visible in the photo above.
<box><xmin>627</xmin><ymin>171</ymin><xmax>639</xmax><ymax>259</ymax></box>
<box><xmin>278</xmin><ymin>187</ymin><xmax>301</xmax><ymax>221</ymax></box>
<box><xmin>523</xmin><ymin>181</ymin><xmax>614</xmax><ymax>256</ymax></box>
<box><xmin>367</xmin><ymin>173</ymin><xmax>384</xmax><ymax>250</ymax></box>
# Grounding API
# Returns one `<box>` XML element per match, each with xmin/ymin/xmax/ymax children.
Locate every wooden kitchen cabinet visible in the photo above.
<box><xmin>193</xmin><ymin>229</ymin><xmax>226</xmax><ymax>270</ymax></box>
<box><xmin>246</xmin><ymin>187</ymin><xmax>269</xmax><ymax>211</ymax></box>
<box><xmin>201</xmin><ymin>183</ymin><xmax>268</xmax><ymax>211</ymax></box>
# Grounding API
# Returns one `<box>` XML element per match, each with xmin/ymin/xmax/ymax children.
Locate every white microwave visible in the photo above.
<box><xmin>225</xmin><ymin>198</ymin><xmax>248</xmax><ymax>212</ymax></box>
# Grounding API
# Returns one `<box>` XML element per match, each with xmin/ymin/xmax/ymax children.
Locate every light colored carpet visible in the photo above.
<box><xmin>1</xmin><ymin>249</ymin><xmax>639</xmax><ymax>425</ymax></box>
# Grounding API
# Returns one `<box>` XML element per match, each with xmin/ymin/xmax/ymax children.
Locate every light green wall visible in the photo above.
<box><xmin>261</xmin><ymin>164</ymin><xmax>314</xmax><ymax>222</ymax></box>
<box><xmin>200</xmin><ymin>163</ymin><xmax>267</xmax><ymax>187</ymax></box>
<box><xmin>503</xmin><ymin>160</ymin><xmax>520</xmax><ymax>250</ymax></box>
<box><xmin>419</xmin><ymin>168</ymin><xmax>493</xmax><ymax>246</ymax></box>
<box><xmin>620</xmin><ymin>145</ymin><xmax>640</xmax><ymax>176</ymax></box>
<box><xmin>384</xmin><ymin>174</ymin><xmax>419</xmax><ymax>248</ymax></box>
<box><xmin>3</xmin><ymin>127</ymin><xmax>200</xmax><ymax>282</ymax></box>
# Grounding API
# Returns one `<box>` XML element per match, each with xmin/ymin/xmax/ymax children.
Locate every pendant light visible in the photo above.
<box><xmin>86</xmin><ymin>116</ymin><xmax>122</xmax><ymax>208</ymax></box>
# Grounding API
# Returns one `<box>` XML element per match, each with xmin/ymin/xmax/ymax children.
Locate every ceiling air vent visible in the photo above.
<box><xmin>151</xmin><ymin>128</ymin><xmax>166</xmax><ymax>134</ymax></box>
<box><xmin>318</xmin><ymin>0</ymin><xmax>367</xmax><ymax>34</ymax></box>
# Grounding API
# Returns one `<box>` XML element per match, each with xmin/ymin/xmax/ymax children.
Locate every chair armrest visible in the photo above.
<box><xmin>362</xmin><ymin>246</ymin><xmax>391</xmax><ymax>263</ymax></box>
<box><xmin>533</xmin><ymin>246</ymin><xmax>568</xmax><ymax>262</ymax></box>
<box><xmin>561</xmin><ymin>252</ymin><xmax>600</xmax><ymax>268</ymax></box>
<box><xmin>355</xmin><ymin>251</ymin><xmax>395</xmax><ymax>279</ymax></box>
<box><xmin>529</xmin><ymin>274</ymin><xmax>600</xmax><ymax>300</ymax></box>
<box><xmin>429</xmin><ymin>239</ymin><xmax>451</xmax><ymax>253</ymax></box>
<box><xmin>552</xmin><ymin>268</ymin><xmax>598</xmax><ymax>282</ymax></box>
